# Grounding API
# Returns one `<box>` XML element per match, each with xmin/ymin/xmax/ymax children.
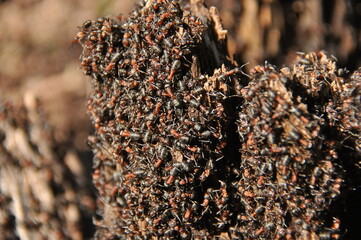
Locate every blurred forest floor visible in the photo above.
<box><xmin>0</xmin><ymin>0</ymin><xmax>360</xmax><ymax>239</ymax></box>
<box><xmin>0</xmin><ymin>0</ymin><xmax>136</xmax><ymax>152</ymax></box>
<box><xmin>209</xmin><ymin>0</ymin><xmax>361</xmax><ymax>71</ymax></box>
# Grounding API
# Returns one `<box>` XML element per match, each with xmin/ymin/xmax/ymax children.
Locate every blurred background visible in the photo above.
<box><xmin>0</xmin><ymin>0</ymin><xmax>136</xmax><ymax>153</ymax></box>
<box><xmin>0</xmin><ymin>0</ymin><xmax>360</xmax><ymax>239</ymax></box>
<box><xmin>209</xmin><ymin>0</ymin><xmax>361</xmax><ymax>71</ymax></box>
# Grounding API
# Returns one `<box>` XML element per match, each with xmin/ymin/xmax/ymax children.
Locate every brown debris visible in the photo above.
<box><xmin>205</xmin><ymin>0</ymin><xmax>361</xmax><ymax>71</ymax></box>
<box><xmin>0</xmin><ymin>96</ymin><xmax>95</xmax><ymax>240</ymax></box>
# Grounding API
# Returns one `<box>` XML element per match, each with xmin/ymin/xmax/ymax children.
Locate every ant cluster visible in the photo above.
<box><xmin>77</xmin><ymin>0</ymin><xmax>243</xmax><ymax>238</ymax></box>
<box><xmin>77</xmin><ymin>0</ymin><xmax>360</xmax><ymax>239</ymax></box>
<box><xmin>232</xmin><ymin>52</ymin><xmax>360</xmax><ymax>239</ymax></box>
